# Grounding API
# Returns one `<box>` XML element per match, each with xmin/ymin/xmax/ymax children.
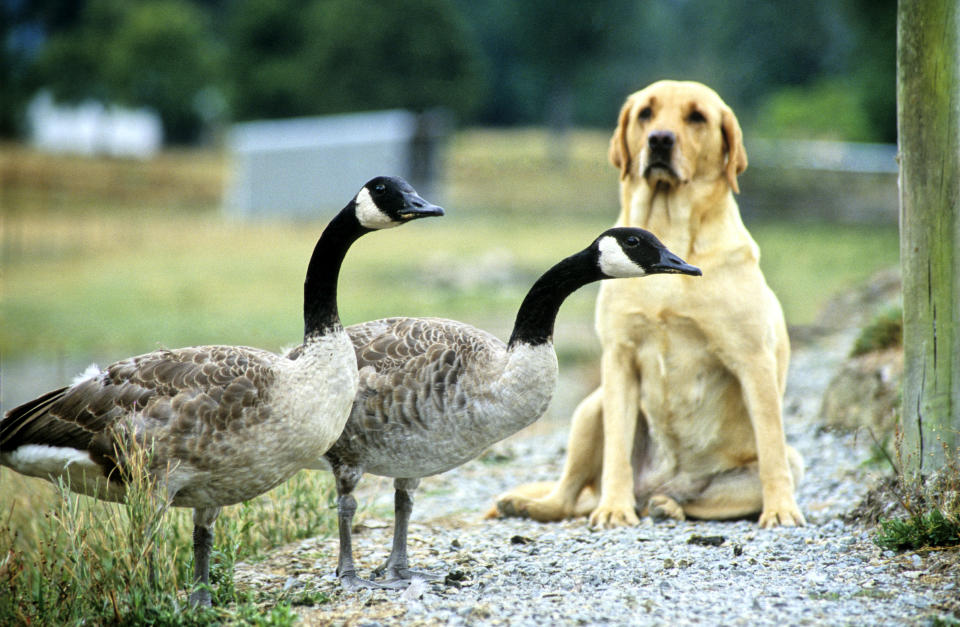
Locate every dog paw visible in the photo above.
<box><xmin>589</xmin><ymin>501</ymin><xmax>640</xmax><ymax>528</ymax></box>
<box><xmin>494</xmin><ymin>496</ymin><xmax>530</xmax><ymax>519</ymax></box>
<box><xmin>647</xmin><ymin>495</ymin><xmax>686</xmax><ymax>521</ymax></box>
<box><xmin>758</xmin><ymin>498</ymin><xmax>806</xmax><ymax>528</ymax></box>
<box><xmin>498</xmin><ymin>496</ymin><xmax>570</xmax><ymax>523</ymax></box>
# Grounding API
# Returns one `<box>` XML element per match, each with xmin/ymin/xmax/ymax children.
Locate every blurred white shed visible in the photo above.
<box><xmin>224</xmin><ymin>109</ymin><xmax>448</xmax><ymax>219</ymax></box>
<box><xmin>27</xmin><ymin>90</ymin><xmax>163</xmax><ymax>159</ymax></box>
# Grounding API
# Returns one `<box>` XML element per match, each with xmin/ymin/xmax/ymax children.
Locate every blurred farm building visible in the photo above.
<box><xmin>223</xmin><ymin>109</ymin><xmax>449</xmax><ymax>219</ymax></box>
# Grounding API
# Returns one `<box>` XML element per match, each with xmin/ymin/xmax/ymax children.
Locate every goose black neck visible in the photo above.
<box><xmin>303</xmin><ymin>204</ymin><xmax>369</xmax><ymax>340</ymax></box>
<box><xmin>507</xmin><ymin>249</ymin><xmax>601</xmax><ymax>348</ymax></box>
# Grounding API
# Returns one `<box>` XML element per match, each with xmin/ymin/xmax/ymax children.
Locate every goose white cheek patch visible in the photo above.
<box><xmin>355</xmin><ymin>188</ymin><xmax>398</xmax><ymax>229</ymax></box>
<box><xmin>598</xmin><ymin>236</ymin><xmax>647</xmax><ymax>278</ymax></box>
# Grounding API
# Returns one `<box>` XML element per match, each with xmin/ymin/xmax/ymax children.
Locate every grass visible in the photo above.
<box><xmin>0</xmin><ymin>130</ymin><xmax>903</xmax><ymax>618</ymax></box>
<box><xmin>0</xmin><ymin>464</ymin><xmax>337</xmax><ymax>624</ymax></box>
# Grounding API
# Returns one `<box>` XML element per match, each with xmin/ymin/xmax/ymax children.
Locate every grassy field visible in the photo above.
<box><xmin>2</xmin><ymin>132</ymin><xmax>899</xmax><ymax>367</ymax></box>
<box><xmin>0</xmin><ymin>132</ymin><xmax>900</xmax><ymax>621</ymax></box>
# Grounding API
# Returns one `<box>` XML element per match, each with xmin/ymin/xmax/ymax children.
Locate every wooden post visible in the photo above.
<box><xmin>897</xmin><ymin>0</ymin><xmax>960</xmax><ymax>477</ymax></box>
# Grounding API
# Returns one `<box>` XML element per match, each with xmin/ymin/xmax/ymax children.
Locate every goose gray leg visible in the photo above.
<box><xmin>372</xmin><ymin>477</ymin><xmax>442</xmax><ymax>585</ymax></box>
<box><xmin>333</xmin><ymin>465</ymin><xmax>386</xmax><ymax>590</ymax></box>
<box><xmin>189</xmin><ymin>506</ymin><xmax>221</xmax><ymax>606</ymax></box>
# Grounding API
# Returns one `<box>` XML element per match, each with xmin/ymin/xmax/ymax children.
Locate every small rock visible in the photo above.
<box><xmin>688</xmin><ymin>534</ymin><xmax>726</xmax><ymax>547</ymax></box>
<box><xmin>445</xmin><ymin>570</ymin><xmax>469</xmax><ymax>587</ymax></box>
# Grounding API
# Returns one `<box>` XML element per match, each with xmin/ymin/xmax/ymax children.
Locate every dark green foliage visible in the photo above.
<box><xmin>875</xmin><ymin>508</ymin><xmax>960</xmax><ymax>551</ymax></box>
<box><xmin>1</xmin><ymin>0</ymin><xmax>898</xmax><ymax>142</ymax></box>
<box><xmin>227</xmin><ymin>0</ymin><xmax>487</xmax><ymax>121</ymax></box>
<box><xmin>851</xmin><ymin>305</ymin><xmax>903</xmax><ymax>356</ymax></box>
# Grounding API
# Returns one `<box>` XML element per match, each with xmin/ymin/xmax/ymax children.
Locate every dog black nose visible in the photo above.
<box><xmin>648</xmin><ymin>130</ymin><xmax>675</xmax><ymax>153</ymax></box>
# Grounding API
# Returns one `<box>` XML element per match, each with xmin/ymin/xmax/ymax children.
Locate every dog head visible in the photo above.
<box><xmin>608</xmin><ymin>80</ymin><xmax>748</xmax><ymax>193</ymax></box>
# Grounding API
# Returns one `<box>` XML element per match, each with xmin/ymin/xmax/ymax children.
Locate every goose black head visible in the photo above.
<box><xmin>594</xmin><ymin>227</ymin><xmax>702</xmax><ymax>278</ymax></box>
<box><xmin>353</xmin><ymin>176</ymin><xmax>445</xmax><ymax>230</ymax></box>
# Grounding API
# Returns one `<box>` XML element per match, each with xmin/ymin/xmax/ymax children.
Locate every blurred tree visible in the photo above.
<box><xmin>107</xmin><ymin>1</ymin><xmax>222</xmax><ymax>142</ymax></box>
<box><xmin>35</xmin><ymin>0</ymin><xmax>222</xmax><ymax>143</ymax></box>
<box><xmin>2</xmin><ymin>0</ymin><xmax>899</xmax><ymax>143</ymax></box>
<box><xmin>224</xmin><ymin>0</ymin><xmax>312</xmax><ymax>120</ymax></box>
<box><xmin>227</xmin><ymin>0</ymin><xmax>487</xmax><ymax>121</ymax></box>
<box><xmin>842</xmin><ymin>0</ymin><xmax>897</xmax><ymax>142</ymax></box>
<box><xmin>453</xmin><ymin>0</ymin><xmax>864</xmax><ymax>133</ymax></box>
<box><xmin>34</xmin><ymin>0</ymin><xmax>125</xmax><ymax>103</ymax></box>
<box><xmin>510</xmin><ymin>0</ymin><xmax>635</xmax><ymax>136</ymax></box>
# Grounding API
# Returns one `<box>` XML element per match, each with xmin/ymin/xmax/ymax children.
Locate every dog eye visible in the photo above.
<box><xmin>687</xmin><ymin>110</ymin><xmax>706</xmax><ymax>123</ymax></box>
<box><xmin>624</xmin><ymin>236</ymin><xmax>640</xmax><ymax>247</ymax></box>
<box><xmin>638</xmin><ymin>107</ymin><xmax>652</xmax><ymax>121</ymax></box>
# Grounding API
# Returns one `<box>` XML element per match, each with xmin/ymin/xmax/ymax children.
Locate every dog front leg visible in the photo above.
<box><xmin>494</xmin><ymin>388</ymin><xmax>604</xmax><ymax>521</ymax></box>
<box><xmin>739</xmin><ymin>360</ymin><xmax>805</xmax><ymax>528</ymax></box>
<box><xmin>590</xmin><ymin>345</ymin><xmax>642</xmax><ymax>528</ymax></box>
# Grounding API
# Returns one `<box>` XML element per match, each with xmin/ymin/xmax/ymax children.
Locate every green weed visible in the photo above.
<box><xmin>851</xmin><ymin>305</ymin><xmax>903</xmax><ymax>356</ymax></box>
<box><xmin>876</xmin><ymin>507</ymin><xmax>960</xmax><ymax>552</ymax></box>
<box><xmin>874</xmin><ymin>440</ymin><xmax>960</xmax><ymax>552</ymax></box>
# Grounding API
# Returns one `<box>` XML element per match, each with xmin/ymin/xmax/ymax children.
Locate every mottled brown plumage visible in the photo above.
<box><xmin>1</xmin><ymin>346</ymin><xmax>280</xmax><ymax>497</ymax></box>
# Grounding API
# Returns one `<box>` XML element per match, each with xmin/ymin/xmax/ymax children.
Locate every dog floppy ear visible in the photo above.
<box><xmin>608</xmin><ymin>98</ymin><xmax>634</xmax><ymax>180</ymax></box>
<box><xmin>720</xmin><ymin>105</ymin><xmax>748</xmax><ymax>194</ymax></box>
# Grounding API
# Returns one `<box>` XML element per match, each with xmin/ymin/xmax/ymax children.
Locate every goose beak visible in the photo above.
<box><xmin>651</xmin><ymin>249</ymin><xmax>702</xmax><ymax>276</ymax></box>
<box><xmin>399</xmin><ymin>193</ymin><xmax>445</xmax><ymax>221</ymax></box>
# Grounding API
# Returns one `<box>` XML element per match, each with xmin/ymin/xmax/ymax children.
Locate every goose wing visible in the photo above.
<box><xmin>346</xmin><ymin>317</ymin><xmax>504</xmax><ymax>432</ymax></box>
<box><xmin>0</xmin><ymin>346</ymin><xmax>278</xmax><ymax>468</ymax></box>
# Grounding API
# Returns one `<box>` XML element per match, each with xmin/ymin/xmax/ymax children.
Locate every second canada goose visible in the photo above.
<box><xmin>0</xmin><ymin>176</ymin><xmax>443</xmax><ymax>605</ymax></box>
<box><xmin>294</xmin><ymin>227</ymin><xmax>700</xmax><ymax>589</ymax></box>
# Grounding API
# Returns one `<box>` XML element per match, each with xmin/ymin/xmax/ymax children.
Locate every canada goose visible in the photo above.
<box><xmin>296</xmin><ymin>227</ymin><xmax>700</xmax><ymax>589</ymax></box>
<box><xmin>0</xmin><ymin>176</ymin><xmax>443</xmax><ymax>606</ymax></box>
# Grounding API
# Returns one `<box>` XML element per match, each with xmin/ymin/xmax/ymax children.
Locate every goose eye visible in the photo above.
<box><xmin>687</xmin><ymin>110</ymin><xmax>706</xmax><ymax>123</ymax></box>
<box><xmin>624</xmin><ymin>236</ymin><xmax>640</xmax><ymax>247</ymax></box>
<box><xmin>638</xmin><ymin>107</ymin><xmax>652</xmax><ymax>120</ymax></box>
<box><xmin>373</xmin><ymin>184</ymin><xmax>386</xmax><ymax>195</ymax></box>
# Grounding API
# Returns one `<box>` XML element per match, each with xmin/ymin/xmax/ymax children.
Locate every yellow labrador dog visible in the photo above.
<box><xmin>493</xmin><ymin>80</ymin><xmax>804</xmax><ymax>529</ymax></box>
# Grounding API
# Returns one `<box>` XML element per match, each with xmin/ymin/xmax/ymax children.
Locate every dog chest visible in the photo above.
<box><xmin>629</xmin><ymin>316</ymin><xmax>750</xmax><ymax>446</ymax></box>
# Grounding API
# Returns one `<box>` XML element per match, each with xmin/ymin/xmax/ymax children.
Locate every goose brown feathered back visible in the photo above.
<box><xmin>301</xmin><ymin>227</ymin><xmax>701</xmax><ymax>589</ymax></box>
<box><xmin>0</xmin><ymin>176</ymin><xmax>443</xmax><ymax>605</ymax></box>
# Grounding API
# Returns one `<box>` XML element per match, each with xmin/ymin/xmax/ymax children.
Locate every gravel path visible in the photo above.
<box><xmin>235</xmin><ymin>327</ymin><xmax>959</xmax><ymax>625</ymax></box>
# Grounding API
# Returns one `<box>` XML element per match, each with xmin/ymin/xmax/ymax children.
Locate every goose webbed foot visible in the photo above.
<box><xmin>372</xmin><ymin>564</ymin><xmax>444</xmax><ymax>587</ymax></box>
<box><xmin>338</xmin><ymin>570</ymin><xmax>394</xmax><ymax>590</ymax></box>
